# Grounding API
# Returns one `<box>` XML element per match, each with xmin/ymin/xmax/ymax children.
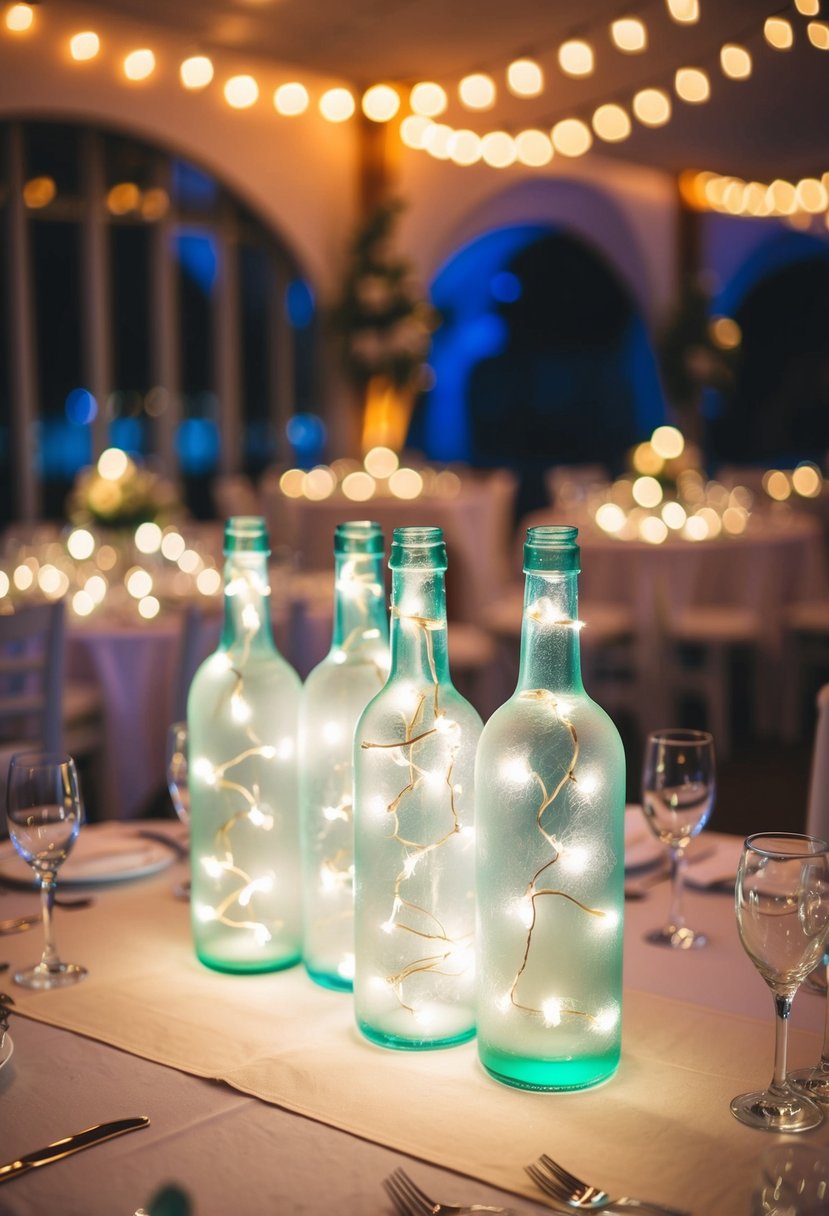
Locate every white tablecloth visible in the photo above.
<box><xmin>0</xmin><ymin>826</ymin><xmax>826</xmax><ymax>1214</ymax></box>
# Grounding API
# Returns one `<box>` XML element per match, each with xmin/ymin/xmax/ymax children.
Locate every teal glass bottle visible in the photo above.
<box><xmin>353</xmin><ymin>526</ymin><xmax>482</xmax><ymax>1049</ymax></box>
<box><xmin>475</xmin><ymin>525</ymin><xmax>625</xmax><ymax>1090</ymax></box>
<box><xmin>188</xmin><ymin>516</ymin><xmax>302</xmax><ymax>974</ymax></box>
<box><xmin>299</xmin><ymin>521</ymin><xmax>390</xmax><ymax>991</ymax></box>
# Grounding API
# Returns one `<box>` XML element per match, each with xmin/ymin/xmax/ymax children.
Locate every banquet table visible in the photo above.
<box><xmin>0</xmin><ymin>823</ymin><xmax>827</xmax><ymax>1215</ymax></box>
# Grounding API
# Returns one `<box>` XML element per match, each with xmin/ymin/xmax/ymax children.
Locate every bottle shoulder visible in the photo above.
<box><xmin>480</xmin><ymin>689</ymin><xmax>624</xmax><ymax>752</ymax></box>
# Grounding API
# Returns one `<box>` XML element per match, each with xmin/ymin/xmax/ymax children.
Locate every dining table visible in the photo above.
<box><xmin>0</xmin><ymin>818</ymin><xmax>827</xmax><ymax>1215</ymax></box>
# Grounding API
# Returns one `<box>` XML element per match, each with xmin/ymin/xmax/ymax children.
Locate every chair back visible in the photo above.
<box><xmin>807</xmin><ymin>682</ymin><xmax>829</xmax><ymax>842</ymax></box>
<box><xmin>0</xmin><ymin>601</ymin><xmax>65</xmax><ymax>753</ymax></box>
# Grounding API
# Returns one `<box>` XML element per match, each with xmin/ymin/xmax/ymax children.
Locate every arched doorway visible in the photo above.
<box><xmin>711</xmin><ymin>236</ymin><xmax>829</xmax><ymax>464</ymax></box>
<box><xmin>409</xmin><ymin>225</ymin><xmax>664</xmax><ymax>518</ymax></box>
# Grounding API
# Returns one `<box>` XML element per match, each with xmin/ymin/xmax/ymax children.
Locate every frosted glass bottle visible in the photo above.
<box><xmin>188</xmin><ymin>516</ymin><xmax>302</xmax><ymax>974</ymax></box>
<box><xmin>475</xmin><ymin>525</ymin><xmax>625</xmax><ymax>1090</ymax></box>
<box><xmin>353</xmin><ymin>526</ymin><xmax>482</xmax><ymax>1049</ymax></box>
<box><xmin>299</xmin><ymin>521</ymin><xmax>390</xmax><ymax>991</ymax></box>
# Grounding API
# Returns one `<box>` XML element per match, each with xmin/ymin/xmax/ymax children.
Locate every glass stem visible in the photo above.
<box><xmin>668</xmin><ymin>846</ymin><xmax>686</xmax><ymax>930</ymax></box>
<box><xmin>39</xmin><ymin>874</ymin><xmax>60</xmax><ymax>972</ymax></box>
<box><xmin>771</xmin><ymin>992</ymin><xmax>793</xmax><ymax>1093</ymax></box>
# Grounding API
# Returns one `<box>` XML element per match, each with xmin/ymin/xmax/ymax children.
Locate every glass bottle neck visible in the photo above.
<box><xmin>331</xmin><ymin>551</ymin><xmax>388</xmax><ymax>653</ymax></box>
<box><xmin>389</xmin><ymin>567</ymin><xmax>449</xmax><ymax>684</ymax></box>
<box><xmin>221</xmin><ymin>552</ymin><xmax>277</xmax><ymax>656</ymax></box>
<box><xmin>516</xmin><ymin>570</ymin><xmax>583</xmax><ymax>693</ymax></box>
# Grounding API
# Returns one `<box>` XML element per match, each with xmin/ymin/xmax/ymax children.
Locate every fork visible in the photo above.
<box><xmin>383</xmin><ymin>1167</ymin><xmax>521</xmax><ymax>1215</ymax></box>
<box><xmin>525</xmin><ymin>1155</ymin><xmax>689</xmax><ymax>1216</ymax></box>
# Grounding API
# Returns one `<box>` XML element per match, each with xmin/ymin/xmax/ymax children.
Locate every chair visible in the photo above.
<box><xmin>211</xmin><ymin>474</ymin><xmax>260</xmax><ymax>521</ymax></box>
<box><xmin>652</xmin><ymin>576</ymin><xmax>763</xmax><ymax>759</ymax></box>
<box><xmin>0</xmin><ymin>602</ymin><xmax>104</xmax><ymax>784</ymax></box>
<box><xmin>805</xmin><ymin>683</ymin><xmax>829</xmax><ymax>841</ymax></box>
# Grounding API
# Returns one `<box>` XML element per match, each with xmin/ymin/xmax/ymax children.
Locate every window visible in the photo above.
<box><xmin>0</xmin><ymin>119</ymin><xmax>318</xmax><ymax>521</ymax></box>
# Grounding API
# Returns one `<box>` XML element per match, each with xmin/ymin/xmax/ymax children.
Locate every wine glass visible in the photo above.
<box><xmin>167</xmin><ymin>722</ymin><xmax>190</xmax><ymax>830</ymax></box>
<box><xmin>5</xmin><ymin>751</ymin><xmax>87</xmax><ymax>990</ymax></box>
<box><xmin>641</xmin><ymin>728</ymin><xmax>715</xmax><ymax>949</ymax></box>
<box><xmin>731</xmin><ymin>832</ymin><xmax>829</xmax><ymax>1133</ymax></box>
<box><xmin>167</xmin><ymin>722</ymin><xmax>190</xmax><ymax>899</ymax></box>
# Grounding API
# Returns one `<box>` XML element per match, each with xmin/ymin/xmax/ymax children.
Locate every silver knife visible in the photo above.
<box><xmin>0</xmin><ymin>1116</ymin><xmax>150</xmax><ymax>1183</ymax></box>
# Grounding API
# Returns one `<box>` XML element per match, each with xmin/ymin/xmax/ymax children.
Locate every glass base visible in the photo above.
<box><xmin>196</xmin><ymin>950</ymin><xmax>301</xmax><ymax>975</ymax></box>
<box><xmin>357</xmin><ymin>1018</ymin><xmax>475</xmax><ymax>1052</ymax></box>
<box><xmin>730</xmin><ymin>1087</ymin><xmax>824</xmax><ymax>1132</ymax></box>
<box><xmin>645</xmin><ymin>924</ymin><xmax>708</xmax><ymax>950</ymax></box>
<box><xmin>305</xmin><ymin>964</ymin><xmax>353</xmax><ymax>993</ymax></box>
<box><xmin>479</xmin><ymin>1044</ymin><xmax>620</xmax><ymax>1092</ymax></box>
<box><xmin>789</xmin><ymin>1067</ymin><xmax>829</xmax><ymax>1105</ymax></box>
<box><xmin>14</xmin><ymin>961</ymin><xmax>87</xmax><ymax>990</ymax></box>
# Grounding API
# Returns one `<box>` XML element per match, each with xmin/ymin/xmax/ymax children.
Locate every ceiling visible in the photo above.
<box><xmin>78</xmin><ymin>0</ymin><xmax>829</xmax><ymax>180</ymax></box>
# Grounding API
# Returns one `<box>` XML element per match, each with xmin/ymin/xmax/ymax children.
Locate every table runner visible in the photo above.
<box><xmin>5</xmin><ymin>872</ymin><xmax>826</xmax><ymax>1212</ymax></box>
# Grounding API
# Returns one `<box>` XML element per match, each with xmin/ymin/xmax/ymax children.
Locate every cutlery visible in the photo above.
<box><xmin>525</xmin><ymin>1155</ymin><xmax>689</xmax><ymax>1216</ymax></box>
<box><xmin>133</xmin><ymin>829</ymin><xmax>189</xmax><ymax>860</ymax></box>
<box><xmin>0</xmin><ymin>916</ymin><xmax>36</xmax><ymax>936</ymax></box>
<box><xmin>383</xmin><ymin>1167</ymin><xmax>520</xmax><ymax>1215</ymax></box>
<box><xmin>0</xmin><ymin>1116</ymin><xmax>150</xmax><ymax>1183</ymax></box>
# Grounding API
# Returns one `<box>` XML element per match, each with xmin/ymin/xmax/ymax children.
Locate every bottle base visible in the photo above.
<box><xmin>480</xmin><ymin>1045</ymin><xmax>619</xmax><ymax>1092</ymax></box>
<box><xmin>196</xmin><ymin>950</ymin><xmax>301</xmax><ymax>976</ymax></box>
<box><xmin>358</xmin><ymin>1018</ymin><xmax>475</xmax><ymax>1052</ymax></box>
<box><xmin>305</xmin><ymin>964</ymin><xmax>353</xmax><ymax>993</ymax></box>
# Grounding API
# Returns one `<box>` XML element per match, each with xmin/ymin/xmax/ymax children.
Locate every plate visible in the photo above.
<box><xmin>0</xmin><ymin>1035</ymin><xmax>13</xmax><ymax>1071</ymax></box>
<box><xmin>624</xmin><ymin>805</ymin><xmax>663</xmax><ymax>872</ymax></box>
<box><xmin>0</xmin><ymin>822</ymin><xmax>176</xmax><ymax>888</ymax></box>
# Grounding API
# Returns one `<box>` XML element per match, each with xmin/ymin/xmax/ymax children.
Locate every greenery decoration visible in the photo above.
<box><xmin>331</xmin><ymin>199</ymin><xmax>438</xmax><ymax>393</ymax></box>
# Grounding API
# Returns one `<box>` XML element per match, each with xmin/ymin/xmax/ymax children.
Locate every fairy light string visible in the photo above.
<box><xmin>193</xmin><ymin>560</ymin><xmax>281</xmax><ymax>946</ymax></box>
<box><xmin>360</xmin><ymin>605</ymin><xmax>471</xmax><ymax>1016</ymax></box>
<box><xmin>504</xmin><ymin>608</ymin><xmax>616</xmax><ymax>1033</ymax></box>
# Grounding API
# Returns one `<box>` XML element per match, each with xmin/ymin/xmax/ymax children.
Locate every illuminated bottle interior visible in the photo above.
<box><xmin>475</xmin><ymin>524</ymin><xmax>625</xmax><ymax>1090</ymax></box>
<box><xmin>353</xmin><ymin>526</ymin><xmax>482</xmax><ymax>1049</ymax></box>
<box><xmin>188</xmin><ymin>515</ymin><xmax>302</xmax><ymax>974</ymax></box>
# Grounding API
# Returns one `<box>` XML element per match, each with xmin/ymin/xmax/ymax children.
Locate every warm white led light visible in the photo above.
<box><xmin>507</xmin><ymin>58</ymin><xmax>543</xmax><ymax>96</ymax></box>
<box><xmin>135</xmin><ymin>521</ymin><xmax>162</xmax><ymax>554</ymax></box>
<box><xmin>558</xmin><ymin>40</ymin><xmax>594</xmax><ymax>77</ymax></box>
<box><xmin>70</xmin><ymin>31</ymin><xmax>100</xmax><ymax>61</ymax></box>
<box><xmin>180</xmin><ymin>55</ymin><xmax>213</xmax><ymax>89</ymax></box>
<box><xmin>274</xmin><ymin>82</ymin><xmax>309</xmax><ymax>115</ymax></box>
<box><xmin>362</xmin><ymin>84</ymin><xmax>400</xmax><ymax>122</ymax></box>
<box><xmin>764</xmin><ymin>17</ymin><xmax>793</xmax><ymax>50</ymax></box>
<box><xmin>481</xmin><ymin>131</ymin><xmax>516</xmax><ymax>168</ymax></box>
<box><xmin>342</xmin><ymin>471</ymin><xmax>376</xmax><ymax>501</ymax></box>
<box><xmin>720</xmin><ymin>44</ymin><xmax>752</xmax><ymax>80</ymax></box>
<box><xmin>124</xmin><ymin>49</ymin><xmax>155</xmax><ymax>82</ymax></box>
<box><xmin>675</xmin><ymin>67</ymin><xmax>710</xmax><ymax>104</ymax></box>
<box><xmin>448</xmin><ymin>129</ymin><xmax>482</xmax><ymax>166</ymax></box>
<box><xmin>610</xmin><ymin>18</ymin><xmax>647</xmax><ymax>53</ymax></box>
<box><xmin>97</xmin><ymin>447</ymin><xmax>129</xmax><ymax>480</ymax></box>
<box><xmin>666</xmin><ymin>0</ymin><xmax>699</xmax><ymax>23</ymax></box>
<box><xmin>5</xmin><ymin>4</ymin><xmax>34</xmax><ymax>33</ymax></box>
<box><xmin>808</xmin><ymin>22</ymin><xmax>829</xmax><ymax>50</ymax></box>
<box><xmin>224</xmin><ymin>75</ymin><xmax>259</xmax><ymax>109</ymax></box>
<box><xmin>400</xmin><ymin>115</ymin><xmax>432</xmax><ymax>149</ymax></box>
<box><xmin>459</xmin><ymin>73</ymin><xmax>496</xmax><ymax>110</ymax></box>
<box><xmin>551</xmin><ymin>119</ymin><xmax>592</xmax><ymax>157</ymax></box>
<box><xmin>319</xmin><ymin>88</ymin><xmax>355</xmax><ymax>122</ymax></box>
<box><xmin>651</xmin><ymin>425</ymin><xmax>685</xmax><ymax>459</ymax></box>
<box><xmin>592</xmin><ymin>104</ymin><xmax>631</xmax><ymax>143</ymax></box>
<box><xmin>138</xmin><ymin>595</ymin><xmax>160</xmax><ymax>619</ymax></box>
<box><xmin>515</xmin><ymin>130</ymin><xmax>553</xmax><ymax>167</ymax></box>
<box><xmin>422</xmin><ymin>123</ymin><xmax>452</xmax><ymax>160</ymax></box>
<box><xmin>633</xmin><ymin>88</ymin><xmax>671</xmax><ymax>127</ymax></box>
<box><xmin>795</xmin><ymin>0</ymin><xmax>819</xmax><ymax>13</ymax></box>
<box><xmin>67</xmin><ymin>528</ymin><xmax>95</xmax><ymax>561</ymax></box>
<box><xmin>409</xmin><ymin>82</ymin><xmax>447</xmax><ymax>117</ymax></box>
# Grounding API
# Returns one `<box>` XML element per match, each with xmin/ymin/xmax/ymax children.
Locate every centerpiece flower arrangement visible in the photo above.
<box><xmin>66</xmin><ymin>449</ymin><xmax>180</xmax><ymax>531</ymax></box>
<box><xmin>331</xmin><ymin>199</ymin><xmax>438</xmax><ymax>451</ymax></box>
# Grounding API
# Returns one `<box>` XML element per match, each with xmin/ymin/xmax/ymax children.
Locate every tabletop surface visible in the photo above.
<box><xmin>0</xmin><ymin>823</ymin><xmax>827</xmax><ymax>1216</ymax></box>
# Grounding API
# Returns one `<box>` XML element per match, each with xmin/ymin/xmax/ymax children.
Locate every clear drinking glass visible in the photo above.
<box><xmin>167</xmin><ymin>722</ymin><xmax>190</xmax><ymax>829</ymax></box>
<box><xmin>788</xmin><ymin>957</ymin><xmax>829</xmax><ymax>1103</ymax></box>
<box><xmin>731</xmin><ymin>832</ymin><xmax>829</xmax><ymax>1133</ymax></box>
<box><xmin>641</xmin><ymin>728</ymin><xmax>715</xmax><ymax>949</ymax></box>
<box><xmin>6</xmin><ymin>751</ymin><xmax>87</xmax><ymax>989</ymax></box>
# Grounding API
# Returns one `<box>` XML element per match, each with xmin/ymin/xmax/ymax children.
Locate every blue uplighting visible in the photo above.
<box><xmin>39</xmin><ymin>421</ymin><xmax>92</xmax><ymax>478</ymax></box>
<box><xmin>176</xmin><ymin>232</ymin><xmax>218</xmax><ymax>294</ymax></box>
<box><xmin>286</xmin><ymin>280</ymin><xmax>315</xmax><ymax>330</ymax></box>
<box><xmin>109</xmin><ymin>417</ymin><xmax>146</xmax><ymax>455</ymax></box>
<box><xmin>286</xmin><ymin>412</ymin><xmax>326</xmax><ymax>467</ymax></box>
<box><xmin>490</xmin><ymin>271</ymin><xmax>522</xmax><ymax>304</ymax></box>
<box><xmin>175</xmin><ymin>418</ymin><xmax>220</xmax><ymax>474</ymax></box>
<box><xmin>65</xmin><ymin>387</ymin><xmax>98</xmax><ymax>426</ymax></box>
<box><xmin>172</xmin><ymin>160</ymin><xmax>219</xmax><ymax>210</ymax></box>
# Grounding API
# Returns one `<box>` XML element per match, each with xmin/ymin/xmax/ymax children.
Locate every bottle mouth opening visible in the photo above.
<box><xmin>334</xmin><ymin>521</ymin><xmax>384</xmax><ymax>555</ymax></box>
<box><xmin>524</xmin><ymin>524</ymin><xmax>580</xmax><ymax>573</ymax></box>
<box><xmin>224</xmin><ymin>515</ymin><xmax>269</xmax><ymax>554</ymax></box>
<box><xmin>389</xmin><ymin>526</ymin><xmax>447</xmax><ymax>570</ymax></box>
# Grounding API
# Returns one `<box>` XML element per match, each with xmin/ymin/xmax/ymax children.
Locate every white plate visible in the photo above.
<box><xmin>0</xmin><ymin>1034</ymin><xmax>13</xmax><ymax>1071</ymax></box>
<box><xmin>624</xmin><ymin>805</ymin><xmax>663</xmax><ymax>872</ymax></box>
<box><xmin>0</xmin><ymin>822</ymin><xmax>176</xmax><ymax>888</ymax></box>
